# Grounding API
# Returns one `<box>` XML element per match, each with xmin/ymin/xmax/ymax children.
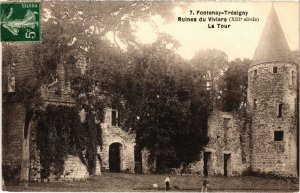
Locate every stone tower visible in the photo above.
<box><xmin>247</xmin><ymin>5</ymin><xmax>298</xmax><ymax>177</ymax></box>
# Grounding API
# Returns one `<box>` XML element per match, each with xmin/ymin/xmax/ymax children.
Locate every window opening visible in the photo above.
<box><xmin>253</xmin><ymin>99</ymin><xmax>257</xmax><ymax>110</ymax></box>
<box><xmin>274</xmin><ymin>131</ymin><xmax>284</xmax><ymax>141</ymax></box>
<box><xmin>277</xmin><ymin>103</ymin><xmax>283</xmax><ymax>118</ymax></box>
<box><xmin>292</xmin><ymin>71</ymin><xmax>296</xmax><ymax>86</ymax></box>
<box><xmin>112</xmin><ymin>110</ymin><xmax>118</xmax><ymax>126</ymax></box>
<box><xmin>253</xmin><ymin>69</ymin><xmax>257</xmax><ymax>77</ymax></box>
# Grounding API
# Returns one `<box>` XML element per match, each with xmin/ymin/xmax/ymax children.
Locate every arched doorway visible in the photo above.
<box><xmin>109</xmin><ymin>143</ymin><xmax>122</xmax><ymax>172</ymax></box>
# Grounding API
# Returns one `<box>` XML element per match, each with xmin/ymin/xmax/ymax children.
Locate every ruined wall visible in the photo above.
<box><xmin>141</xmin><ymin>148</ymin><xmax>156</xmax><ymax>174</ymax></box>
<box><xmin>189</xmin><ymin>111</ymin><xmax>250</xmax><ymax>176</ymax></box>
<box><xmin>189</xmin><ymin>159</ymin><xmax>204</xmax><ymax>175</ymax></box>
<box><xmin>29</xmin><ymin>123</ymin><xmax>41</xmax><ymax>182</ymax></box>
<box><xmin>247</xmin><ymin>62</ymin><xmax>298</xmax><ymax>177</ymax></box>
<box><xmin>100</xmin><ymin>109</ymin><xmax>135</xmax><ymax>173</ymax></box>
<box><xmin>2</xmin><ymin>45</ymin><xmax>38</xmax><ymax>181</ymax></box>
<box><xmin>2</xmin><ymin>103</ymin><xmax>25</xmax><ymax>180</ymax></box>
<box><xmin>40</xmin><ymin>155</ymin><xmax>90</xmax><ymax>182</ymax></box>
<box><xmin>2</xmin><ymin>46</ymin><xmax>102</xmax><ymax>182</ymax></box>
<box><xmin>57</xmin><ymin>155</ymin><xmax>89</xmax><ymax>181</ymax></box>
<box><xmin>206</xmin><ymin>111</ymin><xmax>250</xmax><ymax>176</ymax></box>
<box><xmin>2</xmin><ymin>45</ymin><xmax>33</xmax><ymax>168</ymax></box>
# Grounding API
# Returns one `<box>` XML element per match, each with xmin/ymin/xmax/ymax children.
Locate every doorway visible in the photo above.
<box><xmin>134</xmin><ymin>145</ymin><xmax>142</xmax><ymax>173</ymax></box>
<box><xmin>109</xmin><ymin>143</ymin><xmax>122</xmax><ymax>172</ymax></box>
<box><xmin>203</xmin><ymin>152</ymin><xmax>211</xmax><ymax>176</ymax></box>
<box><xmin>224</xmin><ymin>153</ymin><xmax>231</xmax><ymax>176</ymax></box>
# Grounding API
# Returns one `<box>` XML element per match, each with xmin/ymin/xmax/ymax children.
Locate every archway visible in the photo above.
<box><xmin>109</xmin><ymin>143</ymin><xmax>122</xmax><ymax>172</ymax></box>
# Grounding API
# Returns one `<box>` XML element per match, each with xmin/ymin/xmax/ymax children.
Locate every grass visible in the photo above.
<box><xmin>5</xmin><ymin>172</ymin><xmax>299</xmax><ymax>192</ymax></box>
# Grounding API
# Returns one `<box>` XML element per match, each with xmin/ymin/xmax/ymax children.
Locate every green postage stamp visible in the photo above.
<box><xmin>0</xmin><ymin>2</ymin><xmax>40</xmax><ymax>42</ymax></box>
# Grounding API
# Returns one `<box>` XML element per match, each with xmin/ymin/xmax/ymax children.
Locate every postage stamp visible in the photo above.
<box><xmin>0</xmin><ymin>2</ymin><xmax>40</xmax><ymax>42</ymax></box>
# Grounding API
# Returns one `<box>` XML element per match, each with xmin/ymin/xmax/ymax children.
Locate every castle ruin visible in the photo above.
<box><xmin>1</xmin><ymin>5</ymin><xmax>298</xmax><ymax>182</ymax></box>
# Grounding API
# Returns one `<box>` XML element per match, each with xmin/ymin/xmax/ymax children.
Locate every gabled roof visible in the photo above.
<box><xmin>252</xmin><ymin>5</ymin><xmax>294</xmax><ymax>66</ymax></box>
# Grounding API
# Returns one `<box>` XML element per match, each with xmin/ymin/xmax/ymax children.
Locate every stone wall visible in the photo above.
<box><xmin>2</xmin><ymin>103</ymin><xmax>25</xmax><ymax>180</ymax></box>
<box><xmin>141</xmin><ymin>148</ymin><xmax>156</xmax><ymax>174</ymax></box>
<box><xmin>247</xmin><ymin>62</ymin><xmax>298</xmax><ymax>177</ymax></box>
<box><xmin>29</xmin><ymin>123</ymin><xmax>41</xmax><ymax>182</ymax></box>
<box><xmin>100</xmin><ymin>108</ymin><xmax>135</xmax><ymax>173</ymax></box>
<box><xmin>189</xmin><ymin>158</ymin><xmax>204</xmax><ymax>175</ymax></box>
<box><xmin>2</xmin><ymin>45</ymin><xmax>103</xmax><ymax>182</ymax></box>
<box><xmin>189</xmin><ymin>111</ymin><xmax>250</xmax><ymax>176</ymax></box>
<box><xmin>42</xmin><ymin>88</ymin><xmax>75</xmax><ymax>106</ymax></box>
<box><xmin>59</xmin><ymin>155</ymin><xmax>89</xmax><ymax>181</ymax></box>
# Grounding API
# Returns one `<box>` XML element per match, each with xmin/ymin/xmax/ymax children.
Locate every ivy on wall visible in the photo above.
<box><xmin>36</xmin><ymin>104</ymin><xmax>102</xmax><ymax>178</ymax></box>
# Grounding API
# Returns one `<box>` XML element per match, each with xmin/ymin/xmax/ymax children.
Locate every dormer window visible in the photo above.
<box><xmin>273</xmin><ymin>67</ymin><xmax>278</xmax><ymax>73</ymax></box>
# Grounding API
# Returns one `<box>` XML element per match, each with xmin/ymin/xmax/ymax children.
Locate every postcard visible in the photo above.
<box><xmin>1</xmin><ymin>1</ymin><xmax>299</xmax><ymax>192</ymax></box>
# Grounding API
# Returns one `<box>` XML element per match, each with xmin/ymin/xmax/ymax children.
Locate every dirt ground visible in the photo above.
<box><xmin>4</xmin><ymin>172</ymin><xmax>299</xmax><ymax>192</ymax></box>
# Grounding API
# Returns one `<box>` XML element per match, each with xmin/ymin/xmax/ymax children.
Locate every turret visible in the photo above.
<box><xmin>247</xmin><ymin>5</ymin><xmax>298</xmax><ymax>177</ymax></box>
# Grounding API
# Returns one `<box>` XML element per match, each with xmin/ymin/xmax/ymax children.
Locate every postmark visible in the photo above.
<box><xmin>0</xmin><ymin>2</ymin><xmax>40</xmax><ymax>42</ymax></box>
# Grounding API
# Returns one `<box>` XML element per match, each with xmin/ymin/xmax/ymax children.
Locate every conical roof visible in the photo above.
<box><xmin>252</xmin><ymin>5</ymin><xmax>294</xmax><ymax>66</ymax></box>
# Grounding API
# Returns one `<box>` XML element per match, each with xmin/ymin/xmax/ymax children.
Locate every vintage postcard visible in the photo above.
<box><xmin>1</xmin><ymin>1</ymin><xmax>299</xmax><ymax>192</ymax></box>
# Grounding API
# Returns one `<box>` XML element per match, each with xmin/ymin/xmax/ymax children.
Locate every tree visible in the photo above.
<box><xmin>3</xmin><ymin>1</ymin><xmax>217</xmax><ymax>177</ymax></box>
<box><xmin>191</xmin><ymin>49</ymin><xmax>229</xmax><ymax>107</ymax></box>
<box><xmin>218</xmin><ymin>58</ymin><xmax>250</xmax><ymax>112</ymax></box>
<box><xmin>3</xmin><ymin>1</ymin><xmax>186</xmax><ymax>180</ymax></box>
<box><xmin>103</xmin><ymin>35</ymin><xmax>212</xmax><ymax>171</ymax></box>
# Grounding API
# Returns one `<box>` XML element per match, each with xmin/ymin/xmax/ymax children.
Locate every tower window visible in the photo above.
<box><xmin>253</xmin><ymin>70</ymin><xmax>257</xmax><ymax>77</ymax></box>
<box><xmin>274</xmin><ymin>131</ymin><xmax>284</xmax><ymax>141</ymax></box>
<box><xmin>253</xmin><ymin>99</ymin><xmax>257</xmax><ymax>110</ymax></box>
<box><xmin>111</xmin><ymin>109</ymin><xmax>118</xmax><ymax>126</ymax></box>
<box><xmin>273</xmin><ymin>67</ymin><xmax>278</xmax><ymax>73</ymax></box>
<box><xmin>277</xmin><ymin>103</ymin><xmax>283</xmax><ymax>118</ymax></box>
<box><xmin>292</xmin><ymin>71</ymin><xmax>296</xmax><ymax>85</ymax></box>
<box><xmin>222</xmin><ymin>117</ymin><xmax>231</xmax><ymax>128</ymax></box>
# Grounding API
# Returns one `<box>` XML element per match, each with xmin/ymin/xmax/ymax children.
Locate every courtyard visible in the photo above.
<box><xmin>5</xmin><ymin>172</ymin><xmax>299</xmax><ymax>192</ymax></box>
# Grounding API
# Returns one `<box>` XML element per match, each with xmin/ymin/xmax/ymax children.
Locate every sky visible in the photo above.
<box><xmin>131</xmin><ymin>2</ymin><xmax>299</xmax><ymax>61</ymax></box>
<box><xmin>40</xmin><ymin>1</ymin><xmax>299</xmax><ymax>61</ymax></box>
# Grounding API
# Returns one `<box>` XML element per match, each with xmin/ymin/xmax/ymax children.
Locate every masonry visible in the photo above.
<box><xmin>185</xmin><ymin>111</ymin><xmax>250</xmax><ymax>176</ymax></box>
<box><xmin>100</xmin><ymin>108</ymin><xmax>135</xmax><ymax>173</ymax></box>
<box><xmin>246</xmin><ymin>5</ymin><xmax>298</xmax><ymax>177</ymax></box>
<box><xmin>2</xmin><ymin>44</ymin><xmax>135</xmax><ymax>182</ymax></box>
<box><xmin>142</xmin><ymin>5</ymin><xmax>299</xmax><ymax>178</ymax></box>
<box><xmin>1</xmin><ymin>5</ymin><xmax>299</xmax><ymax>181</ymax></box>
<box><xmin>194</xmin><ymin>5</ymin><xmax>298</xmax><ymax>178</ymax></box>
<box><xmin>2</xmin><ymin>103</ymin><xmax>25</xmax><ymax>180</ymax></box>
